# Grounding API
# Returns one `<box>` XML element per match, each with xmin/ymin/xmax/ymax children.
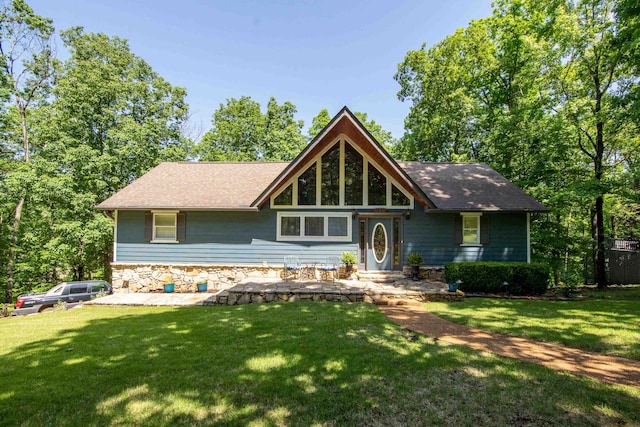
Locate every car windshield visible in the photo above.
<box><xmin>47</xmin><ymin>284</ymin><xmax>65</xmax><ymax>295</ymax></box>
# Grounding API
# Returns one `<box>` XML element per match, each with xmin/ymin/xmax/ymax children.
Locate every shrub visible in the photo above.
<box><xmin>444</xmin><ymin>262</ymin><xmax>550</xmax><ymax>295</ymax></box>
<box><xmin>407</xmin><ymin>252</ymin><xmax>424</xmax><ymax>266</ymax></box>
<box><xmin>341</xmin><ymin>251</ymin><xmax>357</xmax><ymax>265</ymax></box>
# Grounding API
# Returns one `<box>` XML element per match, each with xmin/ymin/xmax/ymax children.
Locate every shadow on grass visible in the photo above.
<box><xmin>0</xmin><ymin>303</ymin><xmax>638</xmax><ymax>426</ymax></box>
<box><xmin>431</xmin><ymin>298</ymin><xmax>640</xmax><ymax>358</ymax></box>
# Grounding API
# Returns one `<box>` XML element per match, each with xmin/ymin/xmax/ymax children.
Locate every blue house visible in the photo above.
<box><xmin>97</xmin><ymin>107</ymin><xmax>546</xmax><ymax>292</ymax></box>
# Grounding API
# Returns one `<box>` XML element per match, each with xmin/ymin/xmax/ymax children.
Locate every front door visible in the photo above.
<box><xmin>366</xmin><ymin>218</ymin><xmax>393</xmax><ymax>271</ymax></box>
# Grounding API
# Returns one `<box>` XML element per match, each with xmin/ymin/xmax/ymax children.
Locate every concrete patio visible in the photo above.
<box><xmin>88</xmin><ymin>278</ymin><xmax>464</xmax><ymax>307</ymax></box>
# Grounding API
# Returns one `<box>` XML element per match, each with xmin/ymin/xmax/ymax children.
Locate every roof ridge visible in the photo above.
<box><xmin>165</xmin><ymin>161</ymin><xmax>292</xmax><ymax>165</ymax></box>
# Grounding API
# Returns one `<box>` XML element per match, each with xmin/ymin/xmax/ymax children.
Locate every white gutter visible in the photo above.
<box><xmin>113</xmin><ymin>210</ymin><xmax>118</xmax><ymax>263</ymax></box>
<box><xmin>526</xmin><ymin>212</ymin><xmax>531</xmax><ymax>263</ymax></box>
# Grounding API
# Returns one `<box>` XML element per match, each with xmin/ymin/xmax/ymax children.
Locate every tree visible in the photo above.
<box><xmin>307</xmin><ymin>108</ymin><xmax>331</xmax><ymax>140</ymax></box>
<box><xmin>263</xmin><ymin>97</ymin><xmax>306</xmax><ymax>160</ymax></box>
<box><xmin>197</xmin><ymin>96</ymin><xmax>305</xmax><ymax>161</ymax></box>
<box><xmin>31</xmin><ymin>27</ymin><xmax>189</xmax><ymax>282</ymax></box>
<box><xmin>395</xmin><ymin>0</ymin><xmax>638</xmax><ymax>287</ymax></box>
<box><xmin>0</xmin><ymin>0</ymin><xmax>55</xmax><ymax>303</ymax></box>
<box><xmin>549</xmin><ymin>0</ymin><xmax>631</xmax><ymax>287</ymax></box>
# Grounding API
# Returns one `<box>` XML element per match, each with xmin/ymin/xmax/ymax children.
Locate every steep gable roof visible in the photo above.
<box><xmin>96</xmin><ymin>162</ymin><xmax>287</xmax><ymax>210</ymax></box>
<box><xmin>399</xmin><ymin>162</ymin><xmax>547</xmax><ymax>212</ymax></box>
<box><xmin>251</xmin><ymin>106</ymin><xmax>434</xmax><ymax>208</ymax></box>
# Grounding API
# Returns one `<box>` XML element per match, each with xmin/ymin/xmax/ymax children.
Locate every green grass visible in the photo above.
<box><xmin>1</xmin><ymin>303</ymin><xmax>639</xmax><ymax>426</ymax></box>
<box><xmin>427</xmin><ymin>295</ymin><xmax>640</xmax><ymax>360</ymax></box>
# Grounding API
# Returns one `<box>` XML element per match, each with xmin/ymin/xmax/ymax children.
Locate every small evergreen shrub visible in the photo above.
<box><xmin>341</xmin><ymin>251</ymin><xmax>357</xmax><ymax>265</ymax></box>
<box><xmin>444</xmin><ymin>262</ymin><xmax>550</xmax><ymax>295</ymax></box>
<box><xmin>407</xmin><ymin>252</ymin><xmax>424</xmax><ymax>266</ymax></box>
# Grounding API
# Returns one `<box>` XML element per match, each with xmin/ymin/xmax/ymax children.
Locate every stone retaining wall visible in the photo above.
<box><xmin>204</xmin><ymin>290</ymin><xmax>464</xmax><ymax>306</ymax></box>
<box><xmin>402</xmin><ymin>266</ymin><xmax>445</xmax><ymax>281</ymax></box>
<box><xmin>208</xmin><ymin>289</ymin><xmax>365</xmax><ymax>305</ymax></box>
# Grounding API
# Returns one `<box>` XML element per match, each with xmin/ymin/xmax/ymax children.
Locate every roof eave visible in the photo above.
<box><xmin>423</xmin><ymin>207</ymin><xmax>549</xmax><ymax>213</ymax></box>
<box><xmin>95</xmin><ymin>205</ymin><xmax>260</xmax><ymax>212</ymax></box>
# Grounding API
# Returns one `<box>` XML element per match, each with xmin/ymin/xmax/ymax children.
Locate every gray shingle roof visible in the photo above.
<box><xmin>97</xmin><ymin>161</ymin><xmax>546</xmax><ymax>212</ymax></box>
<box><xmin>96</xmin><ymin>162</ymin><xmax>288</xmax><ymax>210</ymax></box>
<box><xmin>398</xmin><ymin>162</ymin><xmax>547</xmax><ymax>212</ymax></box>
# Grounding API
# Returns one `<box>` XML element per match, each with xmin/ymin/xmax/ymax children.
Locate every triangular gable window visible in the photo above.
<box><xmin>274</xmin><ymin>184</ymin><xmax>292</xmax><ymax>205</ymax></box>
<box><xmin>391</xmin><ymin>184</ymin><xmax>410</xmax><ymax>206</ymax></box>
<box><xmin>271</xmin><ymin>138</ymin><xmax>413</xmax><ymax>209</ymax></box>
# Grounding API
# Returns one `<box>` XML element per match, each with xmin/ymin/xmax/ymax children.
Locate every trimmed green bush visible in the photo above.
<box><xmin>444</xmin><ymin>262</ymin><xmax>550</xmax><ymax>295</ymax></box>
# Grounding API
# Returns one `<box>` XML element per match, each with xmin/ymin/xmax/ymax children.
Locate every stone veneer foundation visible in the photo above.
<box><xmin>111</xmin><ymin>264</ymin><xmax>445</xmax><ymax>294</ymax></box>
<box><xmin>111</xmin><ymin>263</ymin><xmax>363</xmax><ymax>293</ymax></box>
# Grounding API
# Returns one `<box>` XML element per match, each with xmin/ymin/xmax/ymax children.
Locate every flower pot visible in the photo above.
<box><xmin>411</xmin><ymin>265</ymin><xmax>420</xmax><ymax>281</ymax></box>
<box><xmin>448</xmin><ymin>283</ymin><xmax>458</xmax><ymax>292</ymax></box>
<box><xmin>163</xmin><ymin>283</ymin><xmax>175</xmax><ymax>293</ymax></box>
<box><xmin>197</xmin><ymin>282</ymin><xmax>208</xmax><ymax>292</ymax></box>
<box><xmin>345</xmin><ymin>264</ymin><xmax>353</xmax><ymax>273</ymax></box>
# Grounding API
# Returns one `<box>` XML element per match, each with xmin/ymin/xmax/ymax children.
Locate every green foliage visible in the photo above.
<box><xmin>197</xmin><ymin>96</ymin><xmax>306</xmax><ymax>161</ymax></box>
<box><xmin>1</xmin><ymin>19</ymin><xmax>191</xmax><ymax>299</ymax></box>
<box><xmin>307</xmin><ymin>108</ymin><xmax>332</xmax><ymax>140</ymax></box>
<box><xmin>407</xmin><ymin>252</ymin><xmax>423</xmax><ymax>266</ymax></box>
<box><xmin>396</xmin><ymin>0</ymin><xmax>639</xmax><ymax>287</ymax></box>
<box><xmin>444</xmin><ymin>261</ymin><xmax>551</xmax><ymax>295</ymax></box>
<box><xmin>340</xmin><ymin>251</ymin><xmax>357</xmax><ymax>265</ymax></box>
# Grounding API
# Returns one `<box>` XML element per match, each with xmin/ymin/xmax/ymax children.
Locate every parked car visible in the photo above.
<box><xmin>13</xmin><ymin>280</ymin><xmax>112</xmax><ymax>316</ymax></box>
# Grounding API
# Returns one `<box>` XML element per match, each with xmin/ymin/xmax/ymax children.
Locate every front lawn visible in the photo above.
<box><xmin>0</xmin><ymin>303</ymin><xmax>638</xmax><ymax>426</ymax></box>
<box><xmin>427</xmin><ymin>295</ymin><xmax>640</xmax><ymax>360</ymax></box>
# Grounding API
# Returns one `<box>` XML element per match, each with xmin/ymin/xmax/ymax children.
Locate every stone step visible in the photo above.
<box><xmin>357</xmin><ymin>271</ymin><xmax>406</xmax><ymax>282</ymax></box>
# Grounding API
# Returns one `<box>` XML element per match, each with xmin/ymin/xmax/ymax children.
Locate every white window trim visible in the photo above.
<box><xmin>460</xmin><ymin>212</ymin><xmax>482</xmax><ymax>246</ymax></box>
<box><xmin>277</xmin><ymin>212</ymin><xmax>352</xmax><ymax>242</ymax></box>
<box><xmin>151</xmin><ymin>210</ymin><xmax>179</xmax><ymax>243</ymax></box>
<box><xmin>271</xmin><ymin>136</ymin><xmax>414</xmax><ymax>209</ymax></box>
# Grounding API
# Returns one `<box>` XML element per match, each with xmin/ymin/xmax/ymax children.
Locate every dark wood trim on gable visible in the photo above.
<box><xmin>253</xmin><ymin>111</ymin><xmax>434</xmax><ymax>208</ymax></box>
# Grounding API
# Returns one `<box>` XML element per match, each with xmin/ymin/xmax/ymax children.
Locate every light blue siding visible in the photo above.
<box><xmin>402</xmin><ymin>210</ymin><xmax>527</xmax><ymax>265</ymax></box>
<box><xmin>116</xmin><ymin>209</ymin><xmax>357</xmax><ymax>265</ymax></box>
<box><xmin>116</xmin><ymin>208</ymin><xmax>528</xmax><ymax>267</ymax></box>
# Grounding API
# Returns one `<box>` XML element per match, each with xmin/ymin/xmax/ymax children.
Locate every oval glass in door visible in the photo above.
<box><xmin>372</xmin><ymin>222</ymin><xmax>388</xmax><ymax>263</ymax></box>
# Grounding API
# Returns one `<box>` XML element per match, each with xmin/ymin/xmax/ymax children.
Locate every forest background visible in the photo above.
<box><xmin>1</xmin><ymin>0</ymin><xmax>638</xmax><ymax>302</ymax></box>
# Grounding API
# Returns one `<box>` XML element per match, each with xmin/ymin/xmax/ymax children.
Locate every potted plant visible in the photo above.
<box><xmin>341</xmin><ymin>251</ymin><xmax>357</xmax><ymax>273</ymax></box>
<box><xmin>448</xmin><ymin>279</ymin><xmax>461</xmax><ymax>292</ymax></box>
<box><xmin>163</xmin><ymin>282</ymin><xmax>175</xmax><ymax>293</ymax></box>
<box><xmin>197</xmin><ymin>281</ymin><xmax>208</xmax><ymax>292</ymax></box>
<box><xmin>407</xmin><ymin>252</ymin><xmax>423</xmax><ymax>281</ymax></box>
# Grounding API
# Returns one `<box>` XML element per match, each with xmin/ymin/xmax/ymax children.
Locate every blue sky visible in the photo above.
<box><xmin>30</xmin><ymin>0</ymin><xmax>493</xmax><ymax>139</ymax></box>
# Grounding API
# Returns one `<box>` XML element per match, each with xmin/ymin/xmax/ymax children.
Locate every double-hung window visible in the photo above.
<box><xmin>152</xmin><ymin>211</ymin><xmax>178</xmax><ymax>243</ymax></box>
<box><xmin>461</xmin><ymin>213</ymin><xmax>481</xmax><ymax>245</ymax></box>
<box><xmin>277</xmin><ymin>212</ymin><xmax>351</xmax><ymax>242</ymax></box>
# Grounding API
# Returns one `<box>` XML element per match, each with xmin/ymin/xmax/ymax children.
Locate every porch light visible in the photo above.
<box><xmin>352</xmin><ymin>209</ymin><xmax>357</xmax><ymax>219</ymax></box>
<box><xmin>404</xmin><ymin>210</ymin><xmax>411</xmax><ymax>220</ymax></box>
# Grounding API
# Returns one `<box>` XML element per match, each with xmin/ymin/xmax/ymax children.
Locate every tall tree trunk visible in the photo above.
<box><xmin>594</xmin><ymin>120</ymin><xmax>607</xmax><ymax>288</ymax></box>
<box><xmin>593</xmin><ymin>86</ymin><xmax>607</xmax><ymax>288</ymax></box>
<box><xmin>103</xmin><ymin>249</ymin><xmax>112</xmax><ymax>283</ymax></box>
<box><xmin>5</xmin><ymin>106</ymin><xmax>30</xmax><ymax>303</ymax></box>
<box><xmin>5</xmin><ymin>197</ymin><xmax>24</xmax><ymax>303</ymax></box>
